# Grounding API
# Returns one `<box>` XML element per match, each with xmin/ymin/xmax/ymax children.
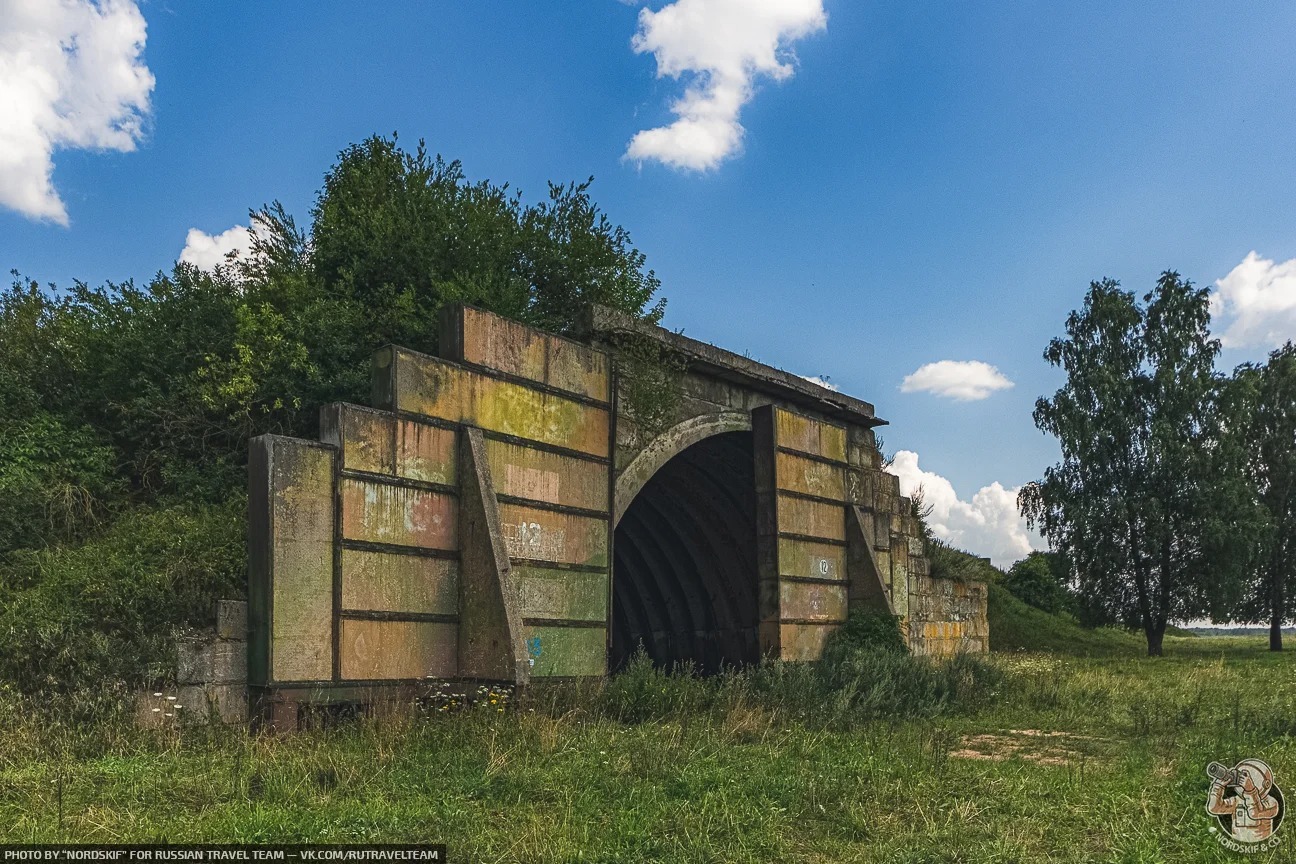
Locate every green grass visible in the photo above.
<box><xmin>3</xmin><ymin>634</ymin><xmax>1295</xmax><ymax>862</ymax></box>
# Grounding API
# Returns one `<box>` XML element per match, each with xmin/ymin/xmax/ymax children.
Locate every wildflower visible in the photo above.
<box><xmin>152</xmin><ymin>692</ymin><xmax>163</xmax><ymax>697</ymax></box>
<box><xmin>166</xmin><ymin>696</ymin><xmax>176</xmax><ymax>701</ymax></box>
<box><xmin>152</xmin><ymin>708</ymin><xmax>161</xmax><ymax>713</ymax></box>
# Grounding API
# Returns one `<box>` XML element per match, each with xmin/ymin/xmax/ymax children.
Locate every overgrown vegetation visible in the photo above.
<box><xmin>0</xmin><ymin>134</ymin><xmax>665</xmax><ymax>694</ymax></box>
<box><xmin>2</xmin><ymin>637</ymin><xmax>1290</xmax><ymax>861</ymax></box>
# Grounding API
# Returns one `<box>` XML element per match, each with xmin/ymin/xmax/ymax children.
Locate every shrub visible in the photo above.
<box><xmin>0</xmin><ymin>497</ymin><xmax>246</xmax><ymax>694</ymax></box>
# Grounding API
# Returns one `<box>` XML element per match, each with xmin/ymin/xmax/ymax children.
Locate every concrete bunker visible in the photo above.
<box><xmin>245</xmin><ymin>302</ymin><xmax>989</xmax><ymax>727</ymax></box>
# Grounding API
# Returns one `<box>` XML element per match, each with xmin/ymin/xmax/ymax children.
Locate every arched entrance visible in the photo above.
<box><xmin>610</xmin><ymin>430</ymin><xmax>760</xmax><ymax>673</ymax></box>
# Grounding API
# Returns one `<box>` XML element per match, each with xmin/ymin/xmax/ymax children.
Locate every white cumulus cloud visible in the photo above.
<box><xmin>900</xmin><ymin>360</ymin><xmax>1014</xmax><ymax>401</ymax></box>
<box><xmin>179</xmin><ymin>225</ymin><xmax>252</xmax><ymax>270</ymax></box>
<box><xmin>1211</xmin><ymin>250</ymin><xmax>1296</xmax><ymax>349</ymax></box>
<box><xmin>0</xmin><ymin>0</ymin><xmax>154</xmax><ymax>225</ymax></box>
<box><xmin>890</xmin><ymin>450</ymin><xmax>1041</xmax><ymax>569</ymax></box>
<box><xmin>625</xmin><ymin>0</ymin><xmax>826</xmax><ymax>171</ymax></box>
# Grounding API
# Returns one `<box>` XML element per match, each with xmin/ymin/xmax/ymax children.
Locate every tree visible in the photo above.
<box><xmin>1228</xmin><ymin>343</ymin><xmax>1296</xmax><ymax>650</ymax></box>
<box><xmin>1020</xmin><ymin>272</ymin><xmax>1247</xmax><ymax>655</ymax></box>
<box><xmin>1003</xmin><ymin>551</ymin><xmax>1071</xmax><ymax>615</ymax></box>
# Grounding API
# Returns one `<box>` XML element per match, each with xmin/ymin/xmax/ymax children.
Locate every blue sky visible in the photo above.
<box><xmin>3</xmin><ymin>1</ymin><xmax>1296</xmax><ymax>564</ymax></box>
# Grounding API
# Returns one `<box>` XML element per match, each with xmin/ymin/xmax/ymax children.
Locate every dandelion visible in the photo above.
<box><xmin>152</xmin><ymin>708</ymin><xmax>161</xmax><ymax>713</ymax></box>
<box><xmin>174</xmin><ymin>705</ymin><xmax>184</xmax><ymax>710</ymax></box>
<box><xmin>164</xmin><ymin>713</ymin><xmax>173</xmax><ymax>718</ymax></box>
<box><xmin>152</xmin><ymin>692</ymin><xmax>163</xmax><ymax>697</ymax></box>
<box><xmin>166</xmin><ymin>696</ymin><xmax>176</xmax><ymax>701</ymax></box>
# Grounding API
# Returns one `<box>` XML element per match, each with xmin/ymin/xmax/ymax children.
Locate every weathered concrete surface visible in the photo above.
<box><xmin>907</xmin><ymin>572</ymin><xmax>989</xmax><ymax>656</ymax></box>
<box><xmin>458</xmin><ymin>426</ymin><xmax>530</xmax><ymax>684</ymax></box>
<box><xmin>250</xmin><ymin>302</ymin><xmax>985</xmax><ymax>712</ymax></box>
<box><xmin>339</xmin><ymin>618</ymin><xmax>458</xmax><ymax>680</ymax></box>
<box><xmin>339</xmin><ymin>478</ymin><xmax>458</xmax><ymax>550</ymax></box>
<box><xmin>374</xmin><ymin>347</ymin><xmax>610</xmax><ymax>457</ymax></box>
<box><xmin>248</xmin><ymin>435</ymin><xmax>335</xmax><ymax>685</ymax></box>
<box><xmin>514</xmin><ymin>566</ymin><xmax>608</xmax><ymax>623</ymax></box>
<box><xmin>444</xmin><ymin>304</ymin><xmax>611</xmax><ymax>403</ymax></box>
<box><xmin>340</xmin><ymin>548</ymin><xmax>459</xmax><ymax>615</ymax></box>
<box><xmin>486</xmin><ymin>438</ymin><xmax>609</xmax><ymax>512</ymax></box>
<box><xmin>322</xmin><ymin>403</ymin><xmax>458</xmax><ymax>485</ymax></box>
<box><xmin>498</xmin><ymin>504</ymin><xmax>608</xmax><ymax>568</ymax></box>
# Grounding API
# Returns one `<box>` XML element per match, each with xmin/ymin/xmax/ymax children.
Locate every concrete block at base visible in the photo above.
<box><xmin>178</xmin><ymin>684</ymin><xmax>248</xmax><ymax>724</ymax></box>
<box><xmin>177</xmin><ymin>640</ymin><xmax>212</xmax><ymax>684</ymax></box>
<box><xmin>211</xmin><ymin>641</ymin><xmax>248</xmax><ymax>684</ymax></box>
<box><xmin>216</xmin><ymin>600</ymin><xmax>248</xmax><ymax>640</ymax></box>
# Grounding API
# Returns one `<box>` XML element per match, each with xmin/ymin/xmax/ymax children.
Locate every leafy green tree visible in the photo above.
<box><xmin>1228</xmin><ymin>343</ymin><xmax>1296</xmax><ymax>650</ymax></box>
<box><xmin>1020</xmin><ymin>272</ymin><xmax>1248</xmax><ymax>655</ymax></box>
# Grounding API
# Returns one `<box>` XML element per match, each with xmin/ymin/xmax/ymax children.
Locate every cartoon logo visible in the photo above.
<box><xmin>1206</xmin><ymin>759</ymin><xmax>1284</xmax><ymax>852</ymax></box>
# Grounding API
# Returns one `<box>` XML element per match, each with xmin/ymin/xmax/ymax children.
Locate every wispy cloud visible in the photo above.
<box><xmin>625</xmin><ymin>0</ymin><xmax>826</xmax><ymax>171</ymax></box>
<box><xmin>890</xmin><ymin>450</ymin><xmax>1041</xmax><ymax>568</ymax></box>
<box><xmin>900</xmin><ymin>360</ymin><xmax>1014</xmax><ymax>401</ymax></box>
<box><xmin>0</xmin><ymin>0</ymin><xmax>154</xmax><ymax>225</ymax></box>
<box><xmin>1211</xmin><ymin>250</ymin><xmax>1296</xmax><ymax>349</ymax></box>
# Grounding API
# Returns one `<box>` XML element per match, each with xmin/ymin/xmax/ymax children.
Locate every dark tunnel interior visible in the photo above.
<box><xmin>611</xmin><ymin>431</ymin><xmax>760</xmax><ymax>673</ymax></box>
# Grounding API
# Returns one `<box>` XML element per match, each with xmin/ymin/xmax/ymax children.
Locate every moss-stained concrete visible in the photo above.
<box><xmin>339</xmin><ymin>619</ymin><xmax>457</xmax><ymax>680</ymax></box>
<box><xmin>340</xmin><ymin>549</ymin><xmax>459</xmax><ymax>615</ymax></box>
<box><xmin>522</xmin><ymin>625</ymin><xmax>607</xmax><ymax>677</ymax></box>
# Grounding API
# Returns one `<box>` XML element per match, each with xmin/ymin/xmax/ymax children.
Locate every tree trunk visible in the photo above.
<box><xmin>1273</xmin><ymin>556</ymin><xmax>1286</xmax><ymax>652</ymax></box>
<box><xmin>1146</xmin><ymin>621</ymin><xmax>1165</xmax><ymax>656</ymax></box>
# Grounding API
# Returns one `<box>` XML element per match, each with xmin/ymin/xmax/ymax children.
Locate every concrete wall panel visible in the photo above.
<box><xmin>498</xmin><ymin>503</ymin><xmax>609</xmax><ymax>567</ymax></box>
<box><xmin>777</xmin><ymin>494</ymin><xmax>846</xmax><ymax>542</ymax></box>
<box><xmin>396</xmin><ymin>419</ymin><xmax>456</xmax><ymax>484</ymax></box>
<box><xmin>256</xmin><ymin>437</ymin><xmax>335</xmax><ymax>684</ymax></box>
<box><xmin>515</xmin><ymin>566</ymin><xmax>609</xmax><ymax>623</ymax></box>
<box><xmin>486</xmin><ymin>438</ymin><xmax>609</xmax><ymax>512</ymax></box>
<box><xmin>776</xmin><ymin>451</ymin><xmax>845</xmax><ymax>500</ymax></box>
<box><xmin>776</xmin><ymin>622</ymin><xmax>838</xmax><ymax>661</ymax></box>
<box><xmin>339</xmin><ymin>619</ymin><xmax>457</xmax><ymax>680</ymax></box>
<box><xmin>341</xmin><ymin>548</ymin><xmax>459</xmax><ymax>615</ymax></box>
<box><xmin>779</xmin><ymin>580</ymin><xmax>848</xmax><ymax>622</ymax></box>
<box><xmin>385</xmin><ymin>348</ymin><xmax>610</xmax><ymax>457</ymax></box>
<box><xmin>522</xmin><ymin>625</ymin><xmax>607</xmax><ymax>677</ymax></box>
<box><xmin>773</xmin><ymin>409</ymin><xmax>847</xmax><ymax>464</ymax></box>
<box><xmin>777</xmin><ymin>537</ymin><xmax>846</xmax><ymax>581</ymax></box>
<box><xmin>340</xmin><ymin>477</ymin><xmax>458</xmax><ymax>550</ymax></box>
<box><xmin>457</xmin><ymin>306</ymin><xmax>610</xmax><ymax>403</ymax></box>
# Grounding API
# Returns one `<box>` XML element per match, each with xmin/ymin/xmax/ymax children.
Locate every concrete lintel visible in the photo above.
<box><xmin>585</xmin><ymin>305</ymin><xmax>885</xmax><ymax>428</ymax></box>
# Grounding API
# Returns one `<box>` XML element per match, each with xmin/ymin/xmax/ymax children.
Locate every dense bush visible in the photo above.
<box><xmin>0</xmin><ymin>498</ymin><xmax>246</xmax><ymax>694</ymax></box>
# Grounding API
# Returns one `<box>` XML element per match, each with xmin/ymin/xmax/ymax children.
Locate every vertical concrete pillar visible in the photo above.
<box><xmin>752</xmin><ymin>405</ymin><xmax>782</xmax><ymax>658</ymax></box>
<box><xmin>247</xmin><ymin>435</ymin><xmax>337</xmax><ymax>688</ymax></box>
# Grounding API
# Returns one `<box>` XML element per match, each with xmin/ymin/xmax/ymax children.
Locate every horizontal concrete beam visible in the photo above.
<box><xmin>585</xmin><ymin>305</ymin><xmax>885</xmax><ymax>428</ymax></box>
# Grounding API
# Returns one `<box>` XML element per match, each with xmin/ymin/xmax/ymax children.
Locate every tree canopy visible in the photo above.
<box><xmin>1020</xmin><ymin>272</ymin><xmax>1251</xmax><ymax>655</ymax></box>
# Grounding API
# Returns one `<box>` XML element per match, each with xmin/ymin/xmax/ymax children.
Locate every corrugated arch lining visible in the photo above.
<box><xmin>611</xmin><ymin>431</ymin><xmax>759</xmax><ymax>673</ymax></box>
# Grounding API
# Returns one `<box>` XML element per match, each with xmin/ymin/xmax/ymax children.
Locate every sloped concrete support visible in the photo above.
<box><xmin>458</xmin><ymin>426</ymin><xmax>530</xmax><ymax>684</ymax></box>
<box><xmin>847</xmin><ymin>505</ymin><xmax>895</xmax><ymax>616</ymax></box>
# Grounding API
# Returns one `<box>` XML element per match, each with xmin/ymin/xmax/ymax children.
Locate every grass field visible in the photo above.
<box><xmin>2</xmin><ymin>596</ymin><xmax>1294</xmax><ymax>862</ymax></box>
